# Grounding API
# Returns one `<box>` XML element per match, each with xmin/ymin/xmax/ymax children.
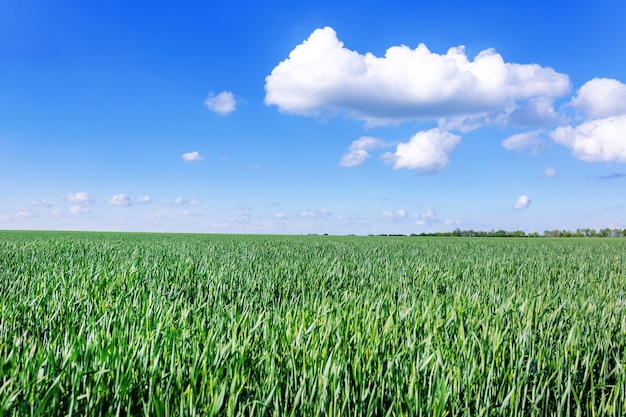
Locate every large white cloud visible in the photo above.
<box><xmin>571</xmin><ymin>78</ymin><xmax>626</xmax><ymax>118</ymax></box>
<box><xmin>204</xmin><ymin>91</ymin><xmax>236</xmax><ymax>115</ymax></box>
<box><xmin>382</xmin><ymin>128</ymin><xmax>461</xmax><ymax>172</ymax></box>
<box><xmin>265</xmin><ymin>26</ymin><xmax>569</xmax><ymax>125</ymax></box>
<box><xmin>550</xmin><ymin>115</ymin><xmax>626</xmax><ymax>162</ymax></box>
<box><xmin>340</xmin><ymin>136</ymin><xmax>391</xmax><ymax>167</ymax></box>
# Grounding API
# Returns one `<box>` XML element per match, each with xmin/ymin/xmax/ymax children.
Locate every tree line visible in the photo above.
<box><xmin>409</xmin><ymin>228</ymin><xmax>626</xmax><ymax>238</ymax></box>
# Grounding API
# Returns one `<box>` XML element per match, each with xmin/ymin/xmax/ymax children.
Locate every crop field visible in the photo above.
<box><xmin>1</xmin><ymin>231</ymin><xmax>625</xmax><ymax>416</ymax></box>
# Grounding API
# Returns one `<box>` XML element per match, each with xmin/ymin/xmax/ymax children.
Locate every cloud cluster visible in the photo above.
<box><xmin>382</xmin><ymin>128</ymin><xmax>461</xmax><ymax>172</ymax></box>
<box><xmin>549</xmin><ymin>78</ymin><xmax>626</xmax><ymax>163</ymax></box>
<box><xmin>67</xmin><ymin>192</ymin><xmax>93</xmax><ymax>215</ymax></box>
<box><xmin>265</xmin><ymin>27</ymin><xmax>569</xmax><ymax>126</ymax></box>
<box><xmin>340</xmin><ymin>136</ymin><xmax>390</xmax><ymax>167</ymax></box>
<box><xmin>382</xmin><ymin>209</ymin><xmax>408</xmax><ymax>221</ymax></box>
<box><xmin>382</xmin><ymin>207</ymin><xmax>444</xmax><ymax>226</ymax></box>
<box><xmin>300</xmin><ymin>208</ymin><xmax>332</xmax><ymax>219</ymax></box>
<box><xmin>173</xmin><ymin>197</ymin><xmax>202</xmax><ymax>206</ymax></box>
<box><xmin>205</xmin><ymin>91</ymin><xmax>236</xmax><ymax>115</ymax></box>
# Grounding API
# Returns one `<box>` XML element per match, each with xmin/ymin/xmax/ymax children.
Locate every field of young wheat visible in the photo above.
<box><xmin>1</xmin><ymin>231</ymin><xmax>625</xmax><ymax>416</ymax></box>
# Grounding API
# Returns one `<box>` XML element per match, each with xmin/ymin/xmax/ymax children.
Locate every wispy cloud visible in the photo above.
<box><xmin>501</xmin><ymin>130</ymin><xmax>547</xmax><ymax>154</ymax></box>
<box><xmin>592</xmin><ymin>172</ymin><xmax>626</xmax><ymax>180</ymax></box>
<box><xmin>172</xmin><ymin>197</ymin><xmax>202</xmax><ymax>206</ymax></box>
<box><xmin>340</xmin><ymin>136</ymin><xmax>391</xmax><ymax>167</ymax></box>
<box><xmin>541</xmin><ymin>167</ymin><xmax>557</xmax><ymax>177</ymax></box>
<box><xmin>300</xmin><ymin>208</ymin><xmax>332</xmax><ymax>219</ymax></box>
<box><xmin>136</xmin><ymin>195</ymin><xmax>152</xmax><ymax>204</ymax></box>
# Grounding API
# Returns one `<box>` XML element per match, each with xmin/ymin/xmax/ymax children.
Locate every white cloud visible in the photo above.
<box><xmin>69</xmin><ymin>204</ymin><xmax>91</xmax><ymax>215</ymax></box>
<box><xmin>204</xmin><ymin>91</ymin><xmax>236</xmax><ymax>115</ymax></box>
<box><xmin>182</xmin><ymin>151</ymin><xmax>205</xmax><ymax>162</ymax></box>
<box><xmin>274</xmin><ymin>212</ymin><xmax>288</xmax><ymax>220</ymax></box>
<box><xmin>31</xmin><ymin>200</ymin><xmax>52</xmax><ymax>207</ymax></box>
<box><xmin>67</xmin><ymin>192</ymin><xmax>92</xmax><ymax>204</ymax></box>
<box><xmin>15</xmin><ymin>210</ymin><xmax>33</xmax><ymax>219</ymax></box>
<box><xmin>173</xmin><ymin>198</ymin><xmax>202</xmax><ymax>206</ymax></box>
<box><xmin>501</xmin><ymin>130</ymin><xmax>547</xmax><ymax>154</ymax></box>
<box><xmin>550</xmin><ymin>115</ymin><xmax>626</xmax><ymax>162</ymax></box>
<box><xmin>414</xmin><ymin>207</ymin><xmax>437</xmax><ymax>225</ymax></box>
<box><xmin>136</xmin><ymin>195</ymin><xmax>152</xmax><ymax>204</ymax></box>
<box><xmin>514</xmin><ymin>195</ymin><xmax>531</xmax><ymax>209</ymax></box>
<box><xmin>107</xmin><ymin>194</ymin><xmax>132</xmax><ymax>206</ymax></box>
<box><xmin>265</xmin><ymin>26</ymin><xmax>569</xmax><ymax>126</ymax></box>
<box><xmin>382</xmin><ymin>128</ymin><xmax>461</xmax><ymax>172</ymax></box>
<box><xmin>542</xmin><ymin>167</ymin><xmax>557</xmax><ymax>177</ymax></box>
<box><xmin>571</xmin><ymin>78</ymin><xmax>626</xmax><ymax>118</ymax></box>
<box><xmin>382</xmin><ymin>209</ymin><xmax>408</xmax><ymax>221</ymax></box>
<box><xmin>444</xmin><ymin>218</ymin><xmax>461</xmax><ymax>225</ymax></box>
<box><xmin>300</xmin><ymin>208</ymin><xmax>332</xmax><ymax>218</ymax></box>
<box><xmin>340</xmin><ymin>136</ymin><xmax>391</xmax><ymax>167</ymax></box>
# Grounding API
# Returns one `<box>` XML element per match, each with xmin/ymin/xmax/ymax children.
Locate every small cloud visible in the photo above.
<box><xmin>414</xmin><ymin>207</ymin><xmax>437</xmax><ymax>225</ymax></box>
<box><xmin>541</xmin><ymin>167</ymin><xmax>557</xmax><ymax>177</ymax></box>
<box><xmin>382</xmin><ymin>209</ymin><xmax>408</xmax><ymax>221</ymax></box>
<box><xmin>274</xmin><ymin>212</ymin><xmax>289</xmax><ymax>220</ymax></box>
<box><xmin>31</xmin><ymin>200</ymin><xmax>53</xmax><ymax>207</ymax></box>
<box><xmin>231</xmin><ymin>214</ymin><xmax>251</xmax><ymax>223</ymax></box>
<box><xmin>182</xmin><ymin>151</ymin><xmax>205</xmax><ymax>162</ymax></box>
<box><xmin>340</xmin><ymin>136</ymin><xmax>391</xmax><ymax>167</ymax></box>
<box><xmin>204</xmin><ymin>91</ymin><xmax>236</xmax><ymax>115</ymax></box>
<box><xmin>382</xmin><ymin>128</ymin><xmax>461</xmax><ymax>173</ymax></box>
<box><xmin>15</xmin><ymin>210</ymin><xmax>33</xmax><ymax>219</ymax></box>
<box><xmin>300</xmin><ymin>208</ymin><xmax>332</xmax><ymax>219</ymax></box>
<box><xmin>69</xmin><ymin>204</ymin><xmax>91</xmax><ymax>215</ymax></box>
<box><xmin>173</xmin><ymin>197</ymin><xmax>201</xmax><ymax>206</ymax></box>
<box><xmin>136</xmin><ymin>195</ymin><xmax>152</xmax><ymax>204</ymax></box>
<box><xmin>444</xmin><ymin>218</ymin><xmax>461</xmax><ymax>225</ymax></box>
<box><xmin>501</xmin><ymin>130</ymin><xmax>547</xmax><ymax>154</ymax></box>
<box><xmin>67</xmin><ymin>192</ymin><xmax>92</xmax><ymax>204</ymax></box>
<box><xmin>514</xmin><ymin>195</ymin><xmax>531</xmax><ymax>209</ymax></box>
<box><xmin>107</xmin><ymin>194</ymin><xmax>132</xmax><ymax>206</ymax></box>
<box><xmin>154</xmin><ymin>210</ymin><xmax>175</xmax><ymax>219</ymax></box>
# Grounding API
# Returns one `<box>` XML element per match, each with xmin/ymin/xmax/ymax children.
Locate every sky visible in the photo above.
<box><xmin>1</xmin><ymin>0</ymin><xmax>626</xmax><ymax>235</ymax></box>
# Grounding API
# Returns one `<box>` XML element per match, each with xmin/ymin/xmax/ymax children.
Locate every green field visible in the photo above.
<box><xmin>1</xmin><ymin>231</ymin><xmax>625</xmax><ymax>416</ymax></box>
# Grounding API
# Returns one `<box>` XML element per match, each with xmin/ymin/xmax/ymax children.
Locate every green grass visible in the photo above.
<box><xmin>1</xmin><ymin>231</ymin><xmax>625</xmax><ymax>415</ymax></box>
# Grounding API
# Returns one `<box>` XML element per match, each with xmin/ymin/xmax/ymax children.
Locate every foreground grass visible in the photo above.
<box><xmin>0</xmin><ymin>231</ymin><xmax>625</xmax><ymax>416</ymax></box>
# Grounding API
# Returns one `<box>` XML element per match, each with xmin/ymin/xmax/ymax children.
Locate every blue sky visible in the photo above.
<box><xmin>1</xmin><ymin>0</ymin><xmax>626</xmax><ymax>234</ymax></box>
